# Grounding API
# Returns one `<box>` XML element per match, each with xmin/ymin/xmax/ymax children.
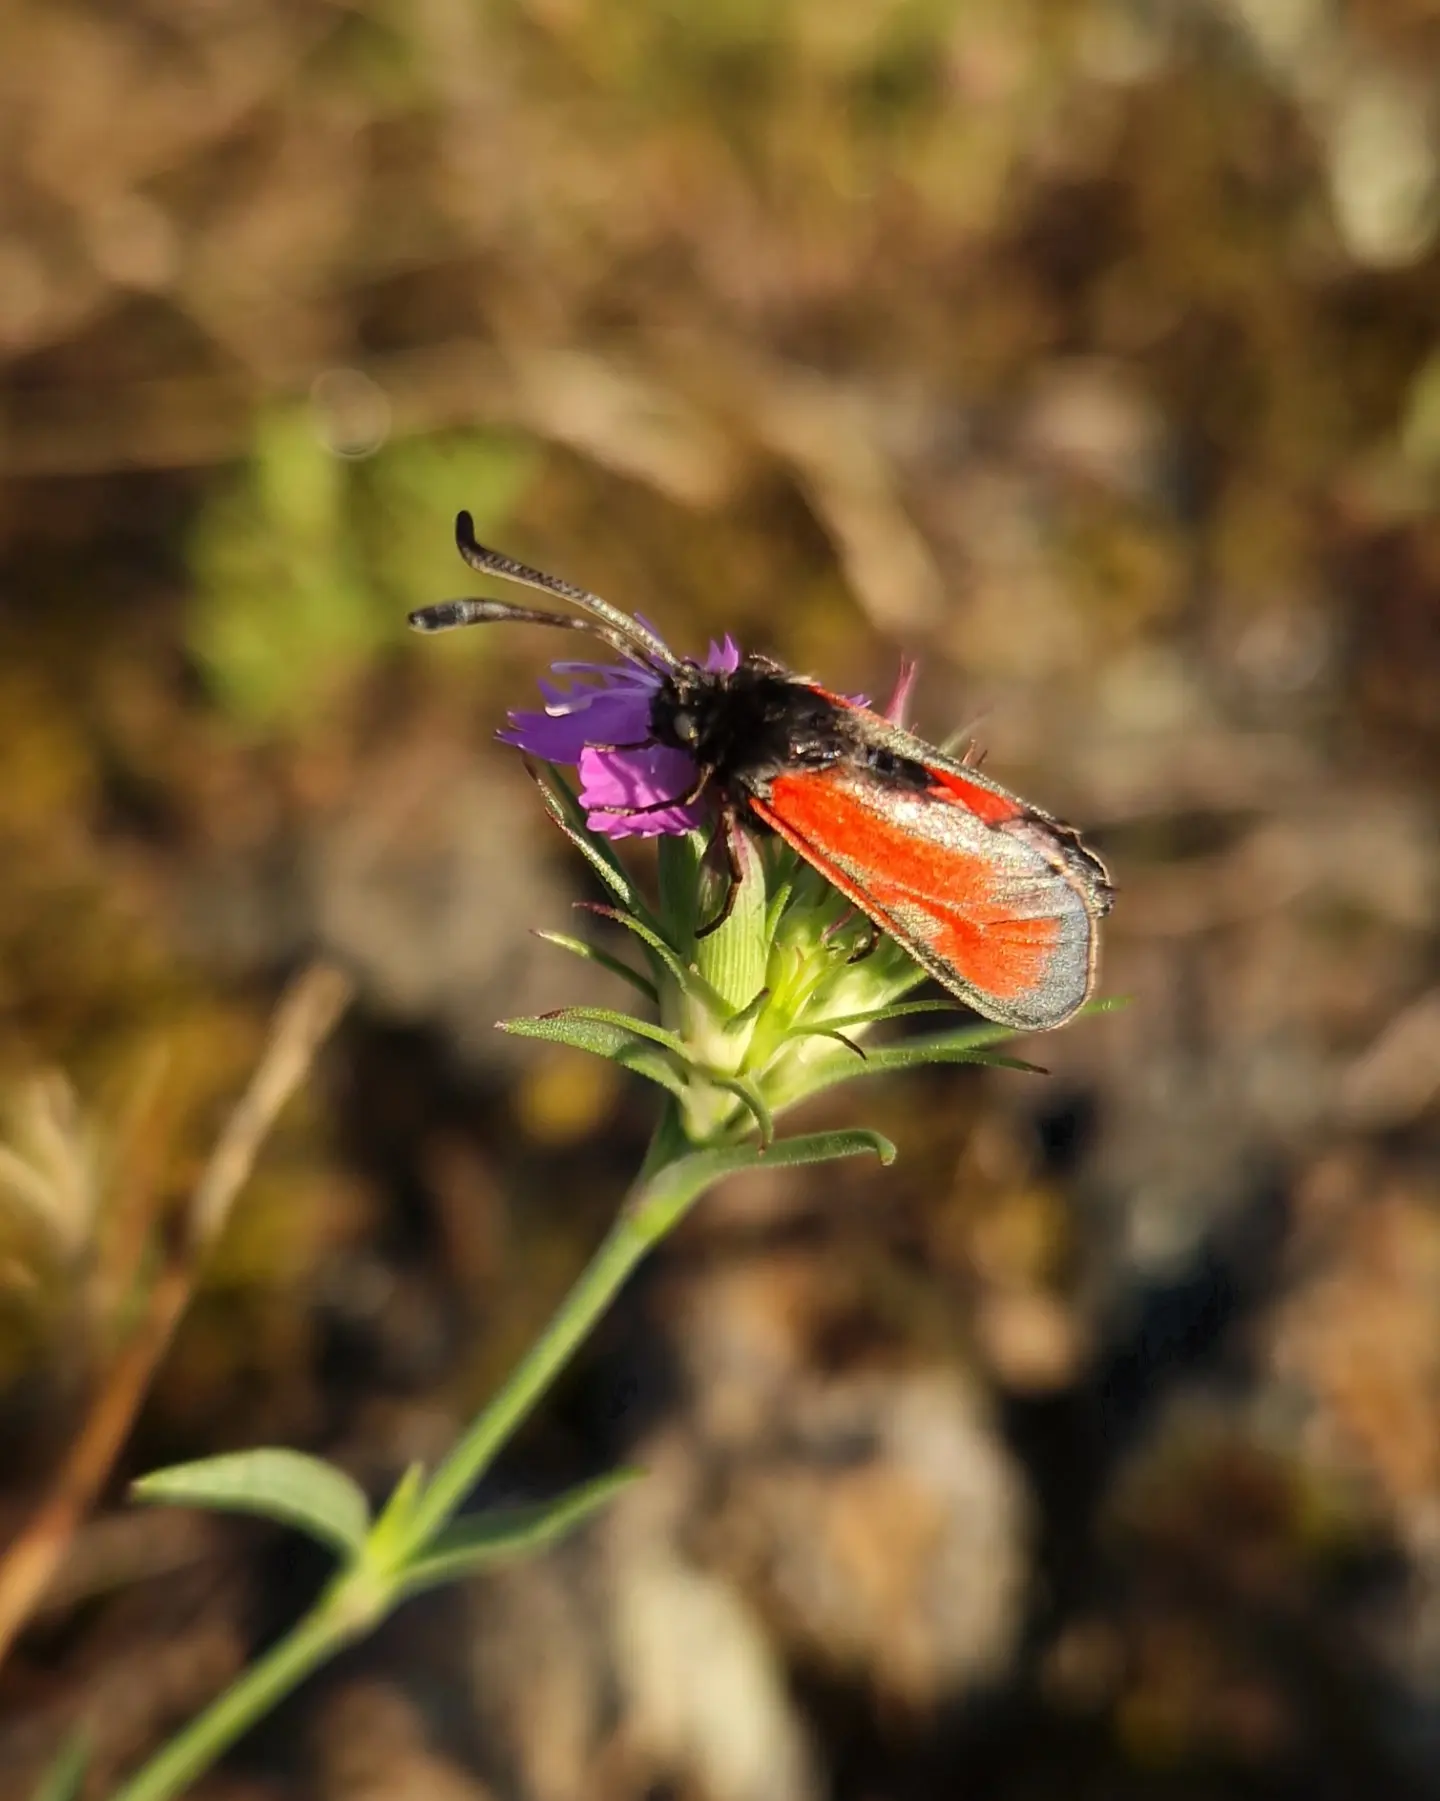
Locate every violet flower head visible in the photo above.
<box><xmin>502</xmin><ymin>638</ymin><xmax>743</xmax><ymax>838</ymax></box>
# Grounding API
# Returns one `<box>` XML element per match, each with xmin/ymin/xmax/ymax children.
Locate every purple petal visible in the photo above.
<box><xmin>501</xmin><ymin>680</ymin><xmax>656</xmax><ymax>762</ymax></box>
<box><xmin>706</xmin><ymin>635</ymin><xmax>742</xmax><ymax>674</ymax></box>
<box><xmin>543</xmin><ymin>661</ymin><xmax>659</xmax><ymax>692</ymax></box>
<box><xmin>579</xmin><ymin>743</ymin><xmax>706</xmax><ymax>838</ymax></box>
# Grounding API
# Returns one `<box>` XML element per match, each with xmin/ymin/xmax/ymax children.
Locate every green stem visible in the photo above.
<box><xmin>401</xmin><ymin>1110</ymin><xmax>687</xmax><ymax>1552</ymax></box>
<box><xmin>109</xmin><ymin>1106</ymin><xmax>699</xmax><ymax>1801</ymax></box>
<box><xmin>111</xmin><ymin>1580</ymin><xmax>370</xmax><ymax>1801</ymax></box>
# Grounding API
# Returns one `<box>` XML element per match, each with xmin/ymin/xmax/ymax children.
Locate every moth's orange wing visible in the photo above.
<box><xmin>749</xmin><ymin>761</ymin><xmax>1105</xmax><ymax>1030</ymax></box>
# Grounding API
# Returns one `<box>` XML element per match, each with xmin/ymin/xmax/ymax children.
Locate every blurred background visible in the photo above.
<box><xmin>2</xmin><ymin>1</ymin><xmax>1440</xmax><ymax>1796</ymax></box>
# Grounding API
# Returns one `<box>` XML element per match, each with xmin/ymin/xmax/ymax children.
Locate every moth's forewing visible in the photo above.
<box><xmin>746</xmin><ymin>694</ymin><xmax>1109</xmax><ymax>1031</ymax></box>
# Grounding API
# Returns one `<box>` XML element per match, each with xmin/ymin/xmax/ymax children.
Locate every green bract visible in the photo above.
<box><xmin>504</xmin><ymin>767</ymin><xmax>1037</xmax><ymax>1148</ymax></box>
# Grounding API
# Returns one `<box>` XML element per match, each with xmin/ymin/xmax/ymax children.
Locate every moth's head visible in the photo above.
<box><xmin>667</xmin><ymin>705</ymin><xmax>701</xmax><ymax>748</ymax></box>
<box><xmin>649</xmin><ymin>662</ymin><xmax>732</xmax><ymax>755</ymax></box>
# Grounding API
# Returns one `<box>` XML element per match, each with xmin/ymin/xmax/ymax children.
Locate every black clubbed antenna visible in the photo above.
<box><xmin>407</xmin><ymin>512</ymin><xmax>680</xmax><ymax>672</ymax></box>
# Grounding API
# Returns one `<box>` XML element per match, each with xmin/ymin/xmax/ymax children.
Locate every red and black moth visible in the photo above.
<box><xmin>410</xmin><ymin>513</ymin><xmax>1112</xmax><ymax>1032</ymax></box>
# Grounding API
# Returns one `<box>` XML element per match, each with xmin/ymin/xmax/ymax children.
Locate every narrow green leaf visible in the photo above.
<box><xmin>578</xmin><ymin>903</ymin><xmax>705</xmax><ymax>997</ymax></box>
<box><xmin>30</xmin><ymin>1732</ymin><xmax>88</xmax><ymax>1801</ymax></box>
<box><xmin>786</xmin><ymin>998</ymin><xmax>963</xmax><ymax>1035</ymax></box>
<box><xmin>632</xmin><ymin>1128</ymin><xmax>895</xmax><ymax>1238</ymax></box>
<box><xmin>763</xmin><ymin>874</ymin><xmax>794</xmax><ymax>941</ymax></box>
<box><xmin>706</xmin><ymin>1072</ymin><xmax>775</xmax><ymax>1146</ymax></box>
<box><xmin>543</xmin><ymin>806</ymin><xmax>640</xmax><ymax>912</ymax></box>
<box><xmin>365</xmin><ymin>1461</ymin><xmax>428</xmax><ymax>1568</ymax></box>
<box><xmin>786</xmin><ymin>997</ymin><xmax>1115</xmax><ymax>1090</ymax></box>
<box><xmin>534</xmin><ymin>1006</ymin><xmax>687</xmax><ymax>1057</ymax></box>
<box><xmin>399</xmin><ymin>1468</ymin><xmax>642</xmax><ymax>1596</ymax></box>
<box><xmin>613</xmin><ymin>1042</ymin><xmax>690</xmax><ymax>1098</ymax></box>
<box><xmin>720</xmin><ymin>986</ymin><xmax>770</xmax><ymax>1037</ymax></box>
<box><xmin>790</xmin><ymin>1026</ymin><xmax>1041</xmax><ymax>1100</ymax></box>
<box><xmin>533</xmin><ymin>930</ymin><xmax>659</xmax><ymax>1003</ymax></box>
<box><xmin>531</xmin><ymin>766</ymin><xmax>658</xmax><ymax>926</ymax></box>
<box><xmin>789</xmin><ymin>1025</ymin><xmax>868</xmax><ymax>1060</ymax></box>
<box><xmin>863</xmin><ymin>1019</ymin><xmax>1017</xmax><ymax>1057</ymax></box>
<box><xmin>500</xmin><ymin>1014</ymin><xmax>689</xmax><ymax>1098</ymax></box>
<box><xmin>868</xmin><ymin>1018</ymin><xmax>1031</xmax><ymax>1058</ymax></box>
<box><xmin>533</xmin><ymin>764</ymin><xmax>629</xmax><ymax>874</ymax></box>
<box><xmin>131</xmin><ymin>1449</ymin><xmax>371</xmax><ymax>1560</ymax></box>
<box><xmin>501</xmin><ymin>1012</ymin><xmax>652</xmax><ymax>1057</ymax></box>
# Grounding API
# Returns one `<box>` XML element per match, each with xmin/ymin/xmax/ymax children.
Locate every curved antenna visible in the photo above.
<box><xmin>442</xmin><ymin>511</ymin><xmax>680</xmax><ymax>671</ymax></box>
<box><xmin>408</xmin><ymin>595</ymin><xmax>657</xmax><ymax>666</ymax></box>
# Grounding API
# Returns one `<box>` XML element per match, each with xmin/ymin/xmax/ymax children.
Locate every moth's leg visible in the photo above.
<box><xmin>695</xmin><ymin>802</ymin><xmax>746</xmax><ymax>939</ymax></box>
<box><xmin>825</xmin><ymin>904</ymin><xmax>878</xmax><ymax>963</ymax></box>
<box><xmin>846</xmin><ymin>918</ymin><xmax>880</xmax><ymax>964</ymax></box>
<box><xmin>590</xmin><ymin>766</ymin><xmax>713</xmax><ymax>816</ymax></box>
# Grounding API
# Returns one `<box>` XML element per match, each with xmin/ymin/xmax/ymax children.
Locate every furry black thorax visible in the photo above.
<box><xmin>647</xmin><ymin>657</ymin><xmax>855</xmax><ymax>796</ymax></box>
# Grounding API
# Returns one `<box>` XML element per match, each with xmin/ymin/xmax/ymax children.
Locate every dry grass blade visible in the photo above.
<box><xmin>0</xmin><ymin>962</ymin><xmax>353</xmax><ymax>1668</ymax></box>
<box><xmin>0</xmin><ymin>1073</ymin><xmax>98</xmax><ymax>1260</ymax></box>
<box><xmin>187</xmin><ymin>963</ymin><xmax>353</xmax><ymax>1254</ymax></box>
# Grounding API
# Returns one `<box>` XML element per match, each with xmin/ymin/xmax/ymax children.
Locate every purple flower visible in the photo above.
<box><xmin>502</xmin><ymin>638</ymin><xmax>742</xmax><ymax>838</ymax></box>
<box><xmin>503</xmin><ymin>639</ymin><xmax>917</xmax><ymax>840</ymax></box>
